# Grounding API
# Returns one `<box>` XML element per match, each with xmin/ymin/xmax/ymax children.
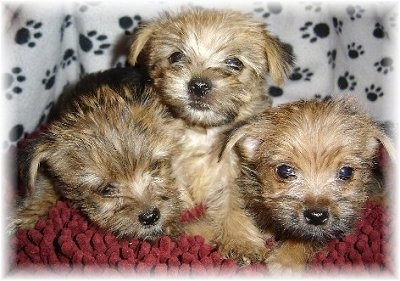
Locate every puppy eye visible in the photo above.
<box><xmin>276</xmin><ymin>164</ymin><xmax>297</xmax><ymax>180</ymax></box>
<box><xmin>151</xmin><ymin>160</ymin><xmax>164</xmax><ymax>171</ymax></box>
<box><xmin>337</xmin><ymin>166</ymin><xmax>354</xmax><ymax>181</ymax></box>
<box><xmin>169</xmin><ymin>52</ymin><xmax>185</xmax><ymax>64</ymax></box>
<box><xmin>99</xmin><ymin>183</ymin><xmax>118</xmax><ymax>196</ymax></box>
<box><xmin>224</xmin><ymin>58</ymin><xmax>244</xmax><ymax>71</ymax></box>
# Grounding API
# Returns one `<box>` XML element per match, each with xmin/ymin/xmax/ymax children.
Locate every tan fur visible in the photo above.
<box><xmin>128</xmin><ymin>8</ymin><xmax>294</xmax><ymax>263</ymax></box>
<box><xmin>225</xmin><ymin>97</ymin><xmax>396</xmax><ymax>272</ymax></box>
<box><xmin>9</xmin><ymin>69</ymin><xmax>183</xmax><ymax>240</ymax></box>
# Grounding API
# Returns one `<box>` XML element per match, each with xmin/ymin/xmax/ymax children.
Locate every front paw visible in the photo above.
<box><xmin>219</xmin><ymin>241</ymin><xmax>268</xmax><ymax>266</ymax></box>
<box><xmin>265</xmin><ymin>249</ymin><xmax>307</xmax><ymax>274</ymax></box>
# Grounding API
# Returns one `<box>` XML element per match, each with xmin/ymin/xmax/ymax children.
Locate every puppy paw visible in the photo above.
<box><xmin>265</xmin><ymin>249</ymin><xmax>307</xmax><ymax>274</ymax></box>
<box><xmin>219</xmin><ymin>242</ymin><xmax>269</xmax><ymax>266</ymax></box>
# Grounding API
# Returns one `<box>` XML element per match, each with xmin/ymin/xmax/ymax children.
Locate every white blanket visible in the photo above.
<box><xmin>2</xmin><ymin>1</ymin><xmax>398</xmax><ymax>152</ymax></box>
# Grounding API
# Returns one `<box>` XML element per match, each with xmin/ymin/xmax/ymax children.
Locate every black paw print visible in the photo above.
<box><xmin>42</xmin><ymin>65</ymin><xmax>58</xmax><ymax>90</ymax></box>
<box><xmin>374</xmin><ymin>57</ymin><xmax>394</xmax><ymax>74</ymax></box>
<box><xmin>347</xmin><ymin>43</ymin><xmax>365</xmax><ymax>59</ymax></box>
<box><xmin>337</xmin><ymin>71</ymin><xmax>357</xmax><ymax>91</ymax></box>
<box><xmin>60</xmin><ymin>49</ymin><xmax>77</xmax><ymax>68</ymax></box>
<box><xmin>300</xmin><ymin>21</ymin><xmax>330</xmax><ymax>43</ymax></box>
<box><xmin>332</xmin><ymin>17</ymin><xmax>343</xmax><ymax>34</ymax></box>
<box><xmin>8</xmin><ymin>124</ymin><xmax>25</xmax><ymax>144</ymax></box>
<box><xmin>327</xmin><ymin>49</ymin><xmax>337</xmax><ymax>69</ymax></box>
<box><xmin>60</xmin><ymin>15</ymin><xmax>72</xmax><ymax>40</ymax></box>
<box><xmin>3</xmin><ymin>67</ymin><xmax>26</xmax><ymax>99</ymax></box>
<box><xmin>15</xmin><ymin>20</ymin><xmax>43</xmax><ymax>47</ymax></box>
<box><xmin>289</xmin><ymin>67</ymin><xmax>313</xmax><ymax>81</ymax></box>
<box><xmin>254</xmin><ymin>2</ymin><xmax>282</xmax><ymax>18</ymax></box>
<box><xmin>346</xmin><ymin>5</ymin><xmax>365</xmax><ymax>21</ymax></box>
<box><xmin>268</xmin><ymin>86</ymin><xmax>283</xmax><ymax>97</ymax></box>
<box><xmin>79</xmin><ymin>30</ymin><xmax>111</xmax><ymax>55</ymax></box>
<box><xmin>37</xmin><ymin>101</ymin><xmax>55</xmax><ymax>127</ymax></box>
<box><xmin>373</xmin><ymin>23</ymin><xmax>386</xmax><ymax>39</ymax></box>
<box><xmin>314</xmin><ymin>94</ymin><xmax>332</xmax><ymax>102</ymax></box>
<box><xmin>365</xmin><ymin>84</ymin><xmax>384</xmax><ymax>101</ymax></box>
<box><xmin>119</xmin><ymin>15</ymin><xmax>142</xmax><ymax>35</ymax></box>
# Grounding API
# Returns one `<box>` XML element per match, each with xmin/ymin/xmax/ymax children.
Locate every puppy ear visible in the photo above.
<box><xmin>19</xmin><ymin>135</ymin><xmax>53</xmax><ymax>194</ymax></box>
<box><xmin>220</xmin><ymin>122</ymin><xmax>262</xmax><ymax>160</ymax></box>
<box><xmin>264</xmin><ymin>35</ymin><xmax>295</xmax><ymax>86</ymax></box>
<box><xmin>128</xmin><ymin>21</ymin><xmax>157</xmax><ymax>66</ymax></box>
<box><xmin>373</xmin><ymin>128</ymin><xmax>397</xmax><ymax>164</ymax></box>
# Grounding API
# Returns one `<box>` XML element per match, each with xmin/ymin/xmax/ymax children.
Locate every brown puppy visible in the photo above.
<box><xmin>128</xmin><ymin>8</ymin><xmax>294</xmax><ymax>263</ymax></box>
<box><xmin>9</xmin><ymin>68</ymin><xmax>183</xmax><ymax>240</ymax></box>
<box><xmin>225</xmin><ymin>97</ymin><xmax>396</xmax><ymax>272</ymax></box>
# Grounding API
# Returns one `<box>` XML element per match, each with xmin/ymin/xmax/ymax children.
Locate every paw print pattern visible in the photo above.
<box><xmin>300</xmin><ymin>21</ymin><xmax>330</xmax><ymax>43</ymax></box>
<box><xmin>289</xmin><ymin>67</ymin><xmax>313</xmax><ymax>81</ymax></box>
<box><xmin>327</xmin><ymin>49</ymin><xmax>337</xmax><ymax>69</ymax></box>
<box><xmin>79</xmin><ymin>30</ymin><xmax>111</xmax><ymax>55</ymax></box>
<box><xmin>373</xmin><ymin>23</ymin><xmax>386</xmax><ymax>39</ymax></box>
<box><xmin>347</xmin><ymin>43</ymin><xmax>365</xmax><ymax>59</ymax></box>
<box><xmin>3</xmin><ymin>67</ymin><xmax>26</xmax><ymax>99</ymax></box>
<box><xmin>254</xmin><ymin>2</ymin><xmax>282</xmax><ymax>18</ymax></box>
<box><xmin>374</xmin><ymin>57</ymin><xmax>394</xmax><ymax>74</ymax></box>
<box><xmin>332</xmin><ymin>17</ymin><xmax>343</xmax><ymax>34</ymax></box>
<box><xmin>42</xmin><ymin>65</ymin><xmax>58</xmax><ymax>90</ymax></box>
<box><xmin>15</xmin><ymin>20</ymin><xmax>43</xmax><ymax>47</ymax></box>
<box><xmin>365</xmin><ymin>84</ymin><xmax>384</xmax><ymax>101</ymax></box>
<box><xmin>314</xmin><ymin>94</ymin><xmax>332</xmax><ymax>102</ymax></box>
<box><xmin>37</xmin><ymin>101</ymin><xmax>55</xmax><ymax>127</ymax></box>
<box><xmin>8</xmin><ymin>124</ymin><xmax>25</xmax><ymax>143</ymax></box>
<box><xmin>60</xmin><ymin>15</ymin><xmax>72</xmax><ymax>40</ymax></box>
<box><xmin>119</xmin><ymin>15</ymin><xmax>142</xmax><ymax>35</ymax></box>
<box><xmin>346</xmin><ymin>5</ymin><xmax>365</xmax><ymax>20</ymax></box>
<box><xmin>268</xmin><ymin>86</ymin><xmax>283</xmax><ymax>97</ymax></box>
<box><xmin>61</xmin><ymin>49</ymin><xmax>77</xmax><ymax>68</ymax></box>
<box><xmin>388</xmin><ymin>14</ymin><xmax>397</xmax><ymax>28</ymax></box>
<box><xmin>337</xmin><ymin>71</ymin><xmax>357</xmax><ymax>91</ymax></box>
<box><xmin>304</xmin><ymin>2</ymin><xmax>322</xmax><ymax>12</ymax></box>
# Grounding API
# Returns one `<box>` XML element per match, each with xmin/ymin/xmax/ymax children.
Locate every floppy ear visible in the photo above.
<box><xmin>373</xmin><ymin>127</ymin><xmax>397</xmax><ymax>164</ymax></box>
<box><xmin>264</xmin><ymin>35</ymin><xmax>295</xmax><ymax>86</ymax></box>
<box><xmin>128</xmin><ymin>21</ymin><xmax>157</xmax><ymax>66</ymax></box>
<box><xmin>19</xmin><ymin>135</ymin><xmax>53</xmax><ymax>194</ymax></box>
<box><xmin>220</xmin><ymin>121</ymin><xmax>262</xmax><ymax>161</ymax></box>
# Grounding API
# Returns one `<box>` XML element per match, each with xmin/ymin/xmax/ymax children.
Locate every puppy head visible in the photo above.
<box><xmin>128</xmin><ymin>8</ymin><xmax>294</xmax><ymax>127</ymax></box>
<box><xmin>21</xmin><ymin>86</ymin><xmax>181</xmax><ymax>240</ymax></box>
<box><xmin>226</xmin><ymin>97</ymin><xmax>396</xmax><ymax>243</ymax></box>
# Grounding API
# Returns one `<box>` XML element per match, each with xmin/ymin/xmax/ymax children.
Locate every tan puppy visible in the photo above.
<box><xmin>10</xmin><ymin>68</ymin><xmax>183</xmax><ymax>240</ymax></box>
<box><xmin>128</xmin><ymin>8</ymin><xmax>294</xmax><ymax>263</ymax></box>
<box><xmin>225</xmin><ymin>97</ymin><xmax>396</xmax><ymax>272</ymax></box>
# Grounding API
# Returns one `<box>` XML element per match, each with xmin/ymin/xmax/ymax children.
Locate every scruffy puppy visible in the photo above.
<box><xmin>128</xmin><ymin>8</ymin><xmax>294</xmax><ymax>263</ymax></box>
<box><xmin>224</xmin><ymin>97</ymin><xmax>396</xmax><ymax>271</ymax></box>
<box><xmin>10</xmin><ymin>68</ymin><xmax>182</xmax><ymax>240</ymax></box>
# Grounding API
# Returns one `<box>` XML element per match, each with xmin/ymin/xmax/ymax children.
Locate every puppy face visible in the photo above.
<box><xmin>227</xmin><ymin>98</ymin><xmax>395</xmax><ymax>243</ymax></box>
<box><xmin>129</xmin><ymin>9</ymin><xmax>294</xmax><ymax>127</ymax></box>
<box><xmin>22</xmin><ymin>86</ymin><xmax>182</xmax><ymax>240</ymax></box>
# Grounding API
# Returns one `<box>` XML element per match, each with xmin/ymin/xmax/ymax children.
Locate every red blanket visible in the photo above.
<box><xmin>6</xmin><ymin>135</ymin><xmax>394</xmax><ymax>277</ymax></box>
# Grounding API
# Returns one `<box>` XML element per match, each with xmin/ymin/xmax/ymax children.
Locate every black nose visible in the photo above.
<box><xmin>138</xmin><ymin>208</ymin><xmax>160</xmax><ymax>226</ymax></box>
<box><xmin>303</xmin><ymin>209</ymin><xmax>329</xmax><ymax>225</ymax></box>
<box><xmin>188</xmin><ymin>78</ymin><xmax>212</xmax><ymax>97</ymax></box>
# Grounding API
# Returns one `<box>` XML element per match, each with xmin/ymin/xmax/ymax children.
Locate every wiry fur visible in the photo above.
<box><xmin>10</xmin><ymin>68</ymin><xmax>183</xmax><ymax>240</ymax></box>
<box><xmin>128</xmin><ymin>8</ymin><xmax>294</xmax><ymax>263</ymax></box>
<box><xmin>225</xmin><ymin>97</ymin><xmax>396</xmax><ymax>272</ymax></box>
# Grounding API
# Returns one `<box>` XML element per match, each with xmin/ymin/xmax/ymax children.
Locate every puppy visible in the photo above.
<box><xmin>128</xmin><ymin>8</ymin><xmax>294</xmax><ymax>263</ymax></box>
<box><xmin>9</xmin><ymin>68</ymin><xmax>183</xmax><ymax>240</ymax></box>
<box><xmin>224</xmin><ymin>97</ymin><xmax>396</xmax><ymax>271</ymax></box>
